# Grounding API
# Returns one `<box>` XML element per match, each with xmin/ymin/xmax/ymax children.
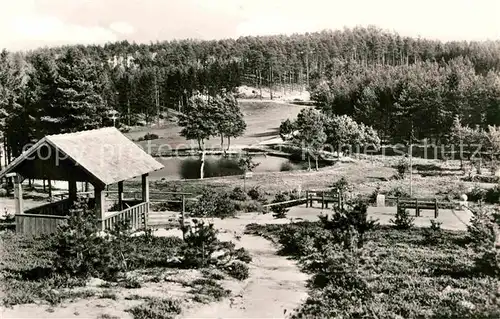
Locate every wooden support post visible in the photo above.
<box><xmin>321</xmin><ymin>192</ymin><xmax>325</xmax><ymax>209</ymax></box>
<box><xmin>415</xmin><ymin>198</ymin><xmax>419</xmax><ymax>217</ymax></box>
<box><xmin>306</xmin><ymin>191</ymin><xmax>309</xmax><ymax>208</ymax></box>
<box><xmin>68</xmin><ymin>180</ymin><xmax>77</xmax><ymax>202</ymax></box>
<box><xmin>11</xmin><ymin>173</ymin><xmax>23</xmax><ymax>215</ymax></box>
<box><xmin>94</xmin><ymin>185</ymin><xmax>106</xmax><ymax>230</ymax></box>
<box><xmin>141</xmin><ymin>174</ymin><xmax>149</xmax><ymax>202</ymax></box>
<box><xmin>181</xmin><ymin>194</ymin><xmax>186</xmax><ymax>239</ymax></box>
<box><xmin>142</xmin><ymin>174</ymin><xmax>149</xmax><ymax>228</ymax></box>
<box><xmin>118</xmin><ymin>181</ymin><xmax>124</xmax><ymax>211</ymax></box>
<box><xmin>434</xmin><ymin>198</ymin><xmax>439</xmax><ymax>218</ymax></box>
<box><xmin>47</xmin><ymin>178</ymin><xmax>52</xmax><ymax>199</ymax></box>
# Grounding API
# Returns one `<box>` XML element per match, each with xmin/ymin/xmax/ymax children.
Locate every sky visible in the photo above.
<box><xmin>1</xmin><ymin>0</ymin><xmax>499</xmax><ymax>51</ymax></box>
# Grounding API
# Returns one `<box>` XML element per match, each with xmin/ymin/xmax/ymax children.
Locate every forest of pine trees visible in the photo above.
<box><xmin>2</xmin><ymin>26</ymin><xmax>500</xmax><ymax>162</ymax></box>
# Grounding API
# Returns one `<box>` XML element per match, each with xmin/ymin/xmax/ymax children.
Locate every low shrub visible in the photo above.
<box><xmin>190</xmin><ymin>189</ymin><xmax>236</xmax><ymax>219</ymax></box>
<box><xmin>331</xmin><ymin>176</ymin><xmax>352</xmax><ymax>195</ymax></box>
<box><xmin>423</xmin><ymin>219</ymin><xmax>443</xmax><ymax>245</ymax></box>
<box><xmin>127</xmin><ymin>298</ymin><xmax>181</xmax><ymax>319</ymax></box>
<box><xmin>386</xmin><ymin>185</ymin><xmax>410</xmax><ymax>198</ymax></box>
<box><xmin>270</xmin><ymin>193</ymin><xmax>289</xmax><ymax>219</ymax></box>
<box><xmin>247</xmin><ymin>186</ymin><xmax>266</xmax><ymax>202</ymax></box>
<box><xmin>476</xmin><ymin>248</ymin><xmax>500</xmax><ymax>278</ymax></box>
<box><xmin>182</xmin><ymin>220</ymin><xmax>220</xmax><ymax>268</ymax></box>
<box><xmin>395</xmin><ymin>156</ymin><xmax>409</xmax><ymax>179</ymax></box>
<box><xmin>181</xmin><ymin>220</ymin><xmax>249</xmax><ymax>268</ymax></box>
<box><xmin>190</xmin><ymin>278</ymin><xmax>231</xmax><ymax>303</ymax></box>
<box><xmin>430</xmin><ymin>219</ymin><xmax>442</xmax><ymax>231</ymax></box>
<box><xmin>137</xmin><ymin>133</ymin><xmax>159</xmax><ymax>141</ymax></box>
<box><xmin>462</xmin><ymin>175</ymin><xmax>500</xmax><ymax>183</ymax></box>
<box><xmin>389</xmin><ymin>206</ymin><xmax>414</xmax><ymax>230</ymax></box>
<box><xmin>233</xmin><ymin>200</ymin><xmax>264</xmax><ymax>213</ymax></box>
<box><xmin>277</xmin><ymin>223</ymin><xmax>332</xmax><ymax>257</ymax></box>
<box><xmin>234</xmin><ymin>247</ymin><xmax>252</xmax><ymax>263</ymax></box>
<box><xmin>244</xmin><ymin>200</ymin><xmax>264</xmax><ymax>213</ymax></box>
<box><xmin>52</xmin><ymin>201</ymin><xmax>123</xmax><ymax>280</ymax></box>
<box><xmin>319</xmin><ymin>199</ymin><xmax>378</xmax><ymax>249</ymax></box>
<box><xmin>229</xmin><ymin>186</ymin><xmax>247</xmax><ymax>201</ymax></box>
<box><xmin>368</xmin><ymin>184</ymin><xmax>381</xmax><ymax>204</ymax></box>
<box><xmin>224</xmin><ymin>261</ymin><xmax>250</xmax><ymax>280</ymax></box>
<box><xmin>288</xmin><ymin>188</ymin><xmax>302</xmax><ymax>200</ymax></box>
<box><xmin>485</xmin><ymin>185</ymin><xmax>500</xmax><ymax>204</ymax></box>
<box><xmin>467</xmin><ymin>209</ymin><xmax>497</xmax><ymax>248</ymax></box>
<box><xmin>280</xmin><ymin>162</ymin><xmax>294</xmax><ymax>172</ymax></box>
<box><xmin>467</xmin><ymin>184</ymin><xmax>486</xmax><ymax>202</ymax></box>
<box><xmin>122</xmin><ymin>277</ymin><xmax>142</xmax><ymax>289</ymax></box>
<box><xmin>438</xmin><ymin>182</ymin><xmax>468</xmax><ymax>201</ymax></box>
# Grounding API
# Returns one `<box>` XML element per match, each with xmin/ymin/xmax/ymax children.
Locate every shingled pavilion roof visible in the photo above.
<box><xmin>0</xmin><ymin>127</ymin><xmax>164</xmax><ymax>186</ymax></box>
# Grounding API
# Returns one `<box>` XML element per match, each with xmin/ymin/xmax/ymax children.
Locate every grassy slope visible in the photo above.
<box><xmin>126</xmin><ymin>100</ymin><xmax>305</xmax><ymax>153</ymax></box>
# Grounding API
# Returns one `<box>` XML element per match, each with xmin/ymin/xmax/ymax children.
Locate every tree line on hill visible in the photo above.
<box><xmin>2</xmin><ymin>26</ymin><xmax>500</xmax><ymax>164</ymax></box>
<box><xmin>310</xmin><ymin>57</ymin><xmax>500</xmax><ymax>144</ymax></box>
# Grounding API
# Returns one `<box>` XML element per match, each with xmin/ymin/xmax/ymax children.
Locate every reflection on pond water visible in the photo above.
<box><xmin>150</xmin><ymin>154</ymin><xmax>332</xmax><ymax>180</ymax></box>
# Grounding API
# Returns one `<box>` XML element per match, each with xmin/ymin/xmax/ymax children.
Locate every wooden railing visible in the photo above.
<box><xmin>101</xmin><ymin>202</ymin><xmax>149</xmax><ymax>231</ymax></box>
<box><xmin>262</xmin><ymin>198</ymin><xmax>308</xmax><ymax>214</ymax></box>
<box><xmin>15</xmin><ymin>213</ymin><xmax>68</xmax><ymax>236</ymax></box>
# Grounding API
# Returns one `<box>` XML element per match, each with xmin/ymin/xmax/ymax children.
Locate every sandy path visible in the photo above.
<box><xmin>180</xmin><ymin>231</ymin><xmax>309</xmax><ymax>319</ymax></box>
<box><xmin>152</xmin><ymin>214</ymin><xmax>310</xmax><ymax>319</ymax></box>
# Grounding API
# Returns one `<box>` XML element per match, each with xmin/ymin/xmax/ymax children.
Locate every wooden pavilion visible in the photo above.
<box><xmin>0</xmin><ymin>127</ymin><xmax>164</xmax><ymax>236</ymax></box>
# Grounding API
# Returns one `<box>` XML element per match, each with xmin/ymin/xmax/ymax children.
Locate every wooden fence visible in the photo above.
<box><xmin>15</xmin><ymin>213</ymin><xmax>69</xmax><ymax>236</ymax></box>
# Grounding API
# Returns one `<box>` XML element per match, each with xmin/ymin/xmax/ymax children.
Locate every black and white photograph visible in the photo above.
<box><xmin>0</xmin><ymin>0</ymin><xmax>499</xmax><ymax>318</ymax></box>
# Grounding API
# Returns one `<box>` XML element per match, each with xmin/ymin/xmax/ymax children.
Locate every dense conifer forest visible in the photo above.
<box><xmin>2</xmin><ymin>26</ymin><xmax>500</xmax><ymax>158</ymax></box>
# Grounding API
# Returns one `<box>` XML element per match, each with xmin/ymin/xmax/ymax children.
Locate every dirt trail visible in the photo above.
<box><xmin>180</xmin><ymin>221</ymin><xmax>309</xmax><ymax>319</ymax></box>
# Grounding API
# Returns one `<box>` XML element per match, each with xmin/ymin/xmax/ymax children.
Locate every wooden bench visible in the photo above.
<box><xmin>306</xmin><ymin>189</ymin><xmax>342</xmax><ymax>209</ymax></box>
<box><xmin>396</xmin><ymin>197</ymin><xmax>439</xmax><ymax>218</ymax></box>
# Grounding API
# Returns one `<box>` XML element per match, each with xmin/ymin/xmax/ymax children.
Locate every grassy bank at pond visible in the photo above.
<box><xmin>126</xmin><ymin>100</ymin><xmax>305</xmax><ymax>153</ymax></box>
<box><xmin>245</xmin><ymin>222</ymin><xmax>499</xmax><ymax>318</ymax></box>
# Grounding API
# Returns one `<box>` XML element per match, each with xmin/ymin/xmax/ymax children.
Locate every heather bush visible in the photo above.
<box><xmin>127</xmin><ymin>297</ymin><xmax>181</xmax><ymax>319</ymax></box>
<box><xmin>224</xmin><ymin>261</ymin><xmax>250</xmax><ymax>280</ymax></box>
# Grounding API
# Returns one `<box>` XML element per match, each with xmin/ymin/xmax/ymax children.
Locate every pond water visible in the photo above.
<box><xmin>150</xmin><ymin>154</ymin><xmax>310</xmax><ymax>180</ymax></box>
